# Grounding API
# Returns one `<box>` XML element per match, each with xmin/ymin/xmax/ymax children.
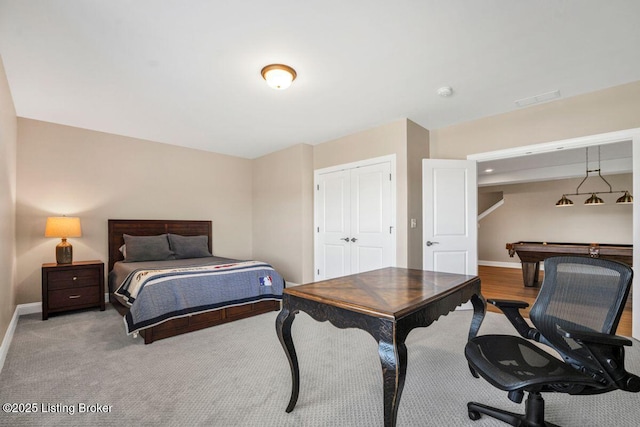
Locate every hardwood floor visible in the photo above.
<box><xmin>478</xmin><ymin>265</ymin><xmax>633</xmax><ymax>337</ymax></box>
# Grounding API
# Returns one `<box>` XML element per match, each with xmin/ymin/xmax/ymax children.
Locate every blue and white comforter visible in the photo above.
<box><xmin>112</xmin><ymin>257</ymin><xmax>284</xmax><ymax>335</ymax></box>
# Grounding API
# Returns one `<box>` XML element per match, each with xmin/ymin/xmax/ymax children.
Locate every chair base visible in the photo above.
<box><xmin>468</xmin><ymin>392</ymin><xmax>560</xmax><ymax>427</ymax></box>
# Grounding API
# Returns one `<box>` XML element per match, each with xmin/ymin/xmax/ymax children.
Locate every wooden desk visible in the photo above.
<box><xmin>275</xmin><ymin>267</ymin><xmax>485</xmax><ymax>427</ymax></box>
<box><xmin>506</xmin><ymin>241</ymin><xmax>633</xmax><ymax>287</ymax></box>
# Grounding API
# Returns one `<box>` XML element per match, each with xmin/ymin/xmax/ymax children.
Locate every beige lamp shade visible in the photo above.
<box><xmin>45</xmin><ymin>217</ymin><xmax>82</xmax><ymax>264</ymax></box>
<box><xmin>45</xmin><ymin>216</ymin><xmax>82</xmax><ymax>238</ymax></box>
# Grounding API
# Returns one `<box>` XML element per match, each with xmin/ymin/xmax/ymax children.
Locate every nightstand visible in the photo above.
<box><xmin>41</xmin><ymin>260</ymin><xmax>105</xmax><ymax>320</ymax></box>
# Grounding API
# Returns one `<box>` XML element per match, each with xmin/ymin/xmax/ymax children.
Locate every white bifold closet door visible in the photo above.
<box><xmin>315</xmin><ymin>161</ymin><xmax>393</xmax><ymax>281</ymax></box>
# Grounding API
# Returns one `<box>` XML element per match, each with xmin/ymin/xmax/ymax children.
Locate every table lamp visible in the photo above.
<box><xmin>45</xmin><ymin>216</ymin><xmax>82</xmax><ymax>264</ymax></box>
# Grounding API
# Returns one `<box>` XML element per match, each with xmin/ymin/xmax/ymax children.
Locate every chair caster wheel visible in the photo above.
<box><xmin>468</xmin><ymin>410</ymin><xmax>481</xmax><ymax>421</ymax></box>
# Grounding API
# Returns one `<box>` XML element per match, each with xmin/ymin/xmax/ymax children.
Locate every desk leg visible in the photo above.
<box><xmin>275</xmin><ymin>306</ymin><xmax>299</xmax><ymax>413</ymax></box>
<box><xmin>378</xmin><ymin>329</ymin><xmax>407</xmax><ymax>427</ymax></box>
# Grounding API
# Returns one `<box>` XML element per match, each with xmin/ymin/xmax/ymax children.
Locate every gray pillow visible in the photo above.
<box><xmin>122</xmin><ymin>234</ymin><xmax>174</xmax><ymax>262</ymax></box>
<box><xmin>168</xmin><ymin>234</ymin><xmax>212</xmax><ymax>259</ymax></box>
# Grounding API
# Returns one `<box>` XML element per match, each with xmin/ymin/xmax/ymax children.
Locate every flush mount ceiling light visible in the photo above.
<box><xmin>261</xmin><ymin>64</ymin><xmax>297</xmax><ymax>90</ymax></box>
<box><xmin>555</xmin><ymin>146</ymin><xmax>633</xmax><ymax>207</ymax></box>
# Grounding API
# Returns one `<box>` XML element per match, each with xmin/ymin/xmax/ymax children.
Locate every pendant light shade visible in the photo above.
<box><xmin>584</xmin><ymin>193</ymin><xmax>604</xmax><ymax>206</ymax></box>
<box><xmin>616</xmin><ymin>191</ymin><xmax>633</xmax><ymax>204</ymax></box>
<box><xmin>555</xmin><ymin>195</ymin><xmax>574</xmax><ymax>207</ymax></box>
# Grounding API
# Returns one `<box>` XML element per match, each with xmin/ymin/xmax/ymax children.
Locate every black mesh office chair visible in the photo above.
<box><xmin>465</xmin><ymin>256</ymin><xmax>639</xmax><ymax>427</ymax></box>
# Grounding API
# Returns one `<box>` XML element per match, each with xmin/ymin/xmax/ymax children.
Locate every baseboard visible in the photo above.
<box><xmin>479</xmin><ymin>260</ymin><xmax>522</xmax><ymax>269</ymax></box>
<box><xmin>0</xmin><ymin>307</ymin><xmax>19</xmax><ymax>373</ymax></box>
<box><xmin>478</xmin><ymin>260</ymin><xmax>545</xmax><ymax>271</ymax></box>
<box><xmin>0</xmin><ymin>302</ymin><xmax>41</xmax><ymax>374</ymax></box>
<box><xmin>17</xmin><ymin>301</ymin><xmax>42</xmax><ymax>316</ymax></box>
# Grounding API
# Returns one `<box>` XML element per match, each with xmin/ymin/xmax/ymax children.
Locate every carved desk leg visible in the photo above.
<box><xmin>378</xmin><ymin>320</ymin><xmax>407</xmax><ymax>427</ymax></box>
<box><xmin>275</xmin><ymin>303</ymin><xmax>299</xmax><ymax>413</ymax></box>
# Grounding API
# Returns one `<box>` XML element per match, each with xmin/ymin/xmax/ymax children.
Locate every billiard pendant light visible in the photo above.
<box><xmin>584</xmin><ymin>193</ymin><xmax>604</xmax><ymax>206</ymax></box>
<box><xmin>555</xmin><ymin>146</ymin><xmax>633</xmax><ymax>207</ymax></box>
<box><xmin>616</xmin><ymin>191</ymin><xmax>634</xmax><ymax>204</ymax></box>
<box><xmin>555</xmin><ymin>195</ymin><xmax>574</xmax><ymax>207</ymax></box>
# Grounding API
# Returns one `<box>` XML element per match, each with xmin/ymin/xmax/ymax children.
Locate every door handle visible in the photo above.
<box><xmin>341</xmin><ymin>237</ymin><xmax>350</xmax><ymax>242</ymax></box>
<box><xmin>426</xmin><ymin>241</ymin><xmax>439</xmax><ymax>246</ymax></box>
<box><xmin>350</xmin><ymin>237</ymin><xmax>357</xmax><ymax>242</ymax></box>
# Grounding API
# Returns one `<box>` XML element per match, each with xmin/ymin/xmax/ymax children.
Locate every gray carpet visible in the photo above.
<box><xmin>0</xmin><ymin>305</ymin><xmax>638</xmax><ymax>427</ymax></box>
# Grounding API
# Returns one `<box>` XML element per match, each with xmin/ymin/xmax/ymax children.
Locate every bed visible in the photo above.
<box><xmin>108</xmin><ymin>219</ymin><xmax>284</xmax><ymax>344</ymax></box>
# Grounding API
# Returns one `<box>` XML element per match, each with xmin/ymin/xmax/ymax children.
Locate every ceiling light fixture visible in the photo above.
<box><xmin>261</xmin><ymin>64</ymin><xmax>297</xmax><ymax>90</ymax></box>
<box><xmin>555</xmin><ymin>146</ymin><xmax>633</xmax><ymax>207</ymax></box>
<box><xmin>437</xmin><ymin>86</ymin><xmax>453</xmax><ymax>97</ymax></box>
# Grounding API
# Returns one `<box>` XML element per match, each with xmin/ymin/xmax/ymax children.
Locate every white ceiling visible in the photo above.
<box><xmin>477</xmin><ymin>141</ymin><xmax>633</xmax><ymax>186</ymax></box>
<box><xmin>1</xmin><ymin>1</ymin><xmax>640</xmax><ymax>159</ymax></box>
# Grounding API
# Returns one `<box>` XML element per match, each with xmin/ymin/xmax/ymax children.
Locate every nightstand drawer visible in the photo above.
<box><xmin>47</xmin><ymin>268</ymin><xmax>99</xmax><ymax>290</ymax></box>
<box><xmin>48</xmin><ymin>286</ymin><xmax>100</xmax><ymax>309</ymax></box>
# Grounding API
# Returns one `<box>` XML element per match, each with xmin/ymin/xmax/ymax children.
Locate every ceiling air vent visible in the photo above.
<box><xmin>514</xmin><ymin>90</ymin><xmax>561</xmax><ymax>107</ymax></box>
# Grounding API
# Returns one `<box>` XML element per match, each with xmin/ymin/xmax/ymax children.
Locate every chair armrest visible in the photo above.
<box><xmin>486</xmin><ymin>299</ymin><xmax>539</xmax><ymax>340</ymax></box>
<box><xmin>563</xmin><ymin>330</ymin><xmax>632</xmax><ymax>347</ymax></box>
<box><xmin>562</xmin><ymin>329</ymin><xmax>640</xmax><ymax>392</ymax></box>
<box><xmin>487</xmin><ymin>299</ymin><xmax>529</xmax><ymax>309</ymax></box>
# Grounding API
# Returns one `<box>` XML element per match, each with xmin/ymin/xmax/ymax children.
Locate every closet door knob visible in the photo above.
<box><xmin>341</xmin><ymin>237</ymin><xmax>350</xmax><ymax>242</ymax></box>
<box><xmin>350</xmin><ymin>238</ymin><xmax>357</xmax><ymax>242</ymax></box>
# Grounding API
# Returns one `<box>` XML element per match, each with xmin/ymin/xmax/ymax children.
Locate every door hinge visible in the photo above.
<box><xmin>317</xmin><ymin>184</ymin><xmax>320</xmax><ymax>190</ymax></box>
<box><xmin>317</xmin><ymin>269</ymin><xmax>320</xmax><ymax>275</ymax></box>
<box><xmin>389</xmin><ymin>173</ymin><xmax>392</xmax><ymax>181</ymax></box>
<box><xmin>317</xmin><ymin>226</ymin><xmax>319</xmax><ymax>232</ymax></box>
<box><xmin>389</xmin><ymin>226</ymin><xmax>393</xmax><ymax>234</ymax></box>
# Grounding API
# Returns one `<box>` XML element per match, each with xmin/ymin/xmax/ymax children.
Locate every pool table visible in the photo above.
<box><xmin>506</xmin><ymin>241</ymin><xmax>633</xmax><ymax>287</ymax></box>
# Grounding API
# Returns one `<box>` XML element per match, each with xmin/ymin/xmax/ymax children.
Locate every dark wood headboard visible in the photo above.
<box><xmin>107</xmin><ymin>219</ymin><xmax>213</xmax><ymax>272</ymax></box>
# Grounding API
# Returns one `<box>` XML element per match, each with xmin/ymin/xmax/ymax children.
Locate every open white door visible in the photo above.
<box><xmin>423</xmin><ymin>159</ymin><xmax>478</xmax><ymax>276</ymax></box>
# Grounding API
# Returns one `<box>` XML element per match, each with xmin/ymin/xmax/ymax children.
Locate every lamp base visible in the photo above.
<box><xmin>56</xmin><ymin>238</ymin><xmax>73</xmax><ymax>264</ymax></box>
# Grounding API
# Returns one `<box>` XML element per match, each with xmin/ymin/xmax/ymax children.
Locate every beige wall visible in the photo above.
<box><xmin>13</xmin><ymin>117</ymin><xmax>431</xmax><ymax>306</ymax></box>
<box><xmin>406</xmin><ymin>120</ymin><xmax>430</xmax><ymax>268</ymax></box>
<box><xmin>255</xmin><ymin>119</ymin><xmax>431</xmax><ymax>283</ymax></box>
<box><xmin>430</xmin><ymin>80</ymin><xmax>640</xmax><ymax>160</ymax></box>
<box><xmin>313</xmin><ymin>119</ymin><xmax>411</xmax><ymax>267</ymax></box>
<box><xmin>16</xmin><ymin>119</ymin><xmax>254</xmax><ymax>304</ymax></box>
<box><xmin>0</xmin><ymin>56</ymin><xmax>17</xmax><ymax>340</ymax></box>
<box><xmin>253</xmin><ymin>144</ymin><xmax>313</xmax><ymax>284</ymax></box>
<box><xmin>479</xmin><ymin>174</ymin><xmax>633</xmax><ymax>264</ymax></box>
<box><xmin>479</xmin><ymin>191</ymin><xmax>503</xmax><ymax>214</ymax></box>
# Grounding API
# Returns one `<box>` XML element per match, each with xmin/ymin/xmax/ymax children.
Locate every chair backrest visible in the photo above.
<box><xmin>529</xmin><ymin>256</ymin><xmax>633</xmax><ymax>368</ymax></box>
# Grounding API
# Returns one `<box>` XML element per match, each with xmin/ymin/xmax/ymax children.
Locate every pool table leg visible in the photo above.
<box><xmin>521</xmin><ymin>261</ymin><xmax>540</xmax><ymax>287</ymax></box>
